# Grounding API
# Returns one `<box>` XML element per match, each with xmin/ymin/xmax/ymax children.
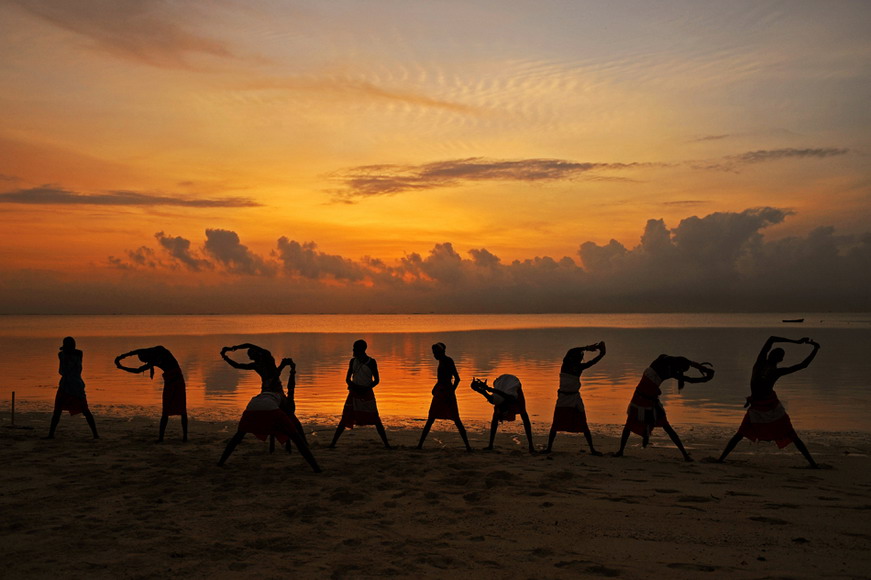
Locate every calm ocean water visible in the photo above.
<box><xmin>2</xmin><ymin>313</ymin><xmax>870</xmax><ymax>432</ymax></box>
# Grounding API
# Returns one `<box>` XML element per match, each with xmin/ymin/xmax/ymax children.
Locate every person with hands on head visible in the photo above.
<box><xmin>220</xmin><ymin>343</ymin><xmax>305</xmax><ymax>450</ymax></box>
<box><xmin>716</xmin><ymin>336</ymin><xmax>821</xmax><ymax>468</ymax></box>
<box><xmin>545</xmin><ymin>341</ymin><xmax>606</xmax><ymax>455</ymax></box>
<box><xmin>115</xmin><ymin>346</ymin><xmax>187</xmax><ymax>442</ymax></box>
<box><xmin>614</xmin><ymin>354</ymin><xmax>715</xmax><ymax>462</ymax></box>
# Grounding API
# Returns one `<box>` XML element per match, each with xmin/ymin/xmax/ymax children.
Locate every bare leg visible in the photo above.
<box><xmin>663</xmin><ymin>424</ymin><xmax>693</xmax><ymax>461</ymax></box>
<box><xmin>83</xmin><ymin>410</ymin><xmax>99</xmax><ymax>439</ymax></box>
<box><xmin>485</xmin><ymin>415</ymin><xmax>498</xmax><ymax>450</ymax></box>
<box><xmin>157</xmin><ymin>415</ymin><xmax>168</xmax><ymax>442</ymax></box>
<box><xmin>329</xmin><ymin>424</ymin><xmax>345</xmax><ymax>448</ymax></box>
<box><xmin>375</xmin><ymin>420</ymin><xmax>392</xmax><ymax>449</ymax></box>
<box><xmin>286</xmin><ymin>430</ymin><xmax>321</xmax><ymax>472</ymax></box>
<box><xmin>520</xmin><ymin>412</ymin><xmax>535</xmax><ymax>453</ymax></box>
<box><xmin>545</xmin><ymin>427</ymin><xmax>557</xmax><ymax>453</ymax></box>
<box><xmin>47</xmin><ymin>410</ymin><xmax>62</xmax><ymax>438</ymax></box>
<box><xmin>614</xmin><ymin>424</ymin><xmax>631</xmax><ymax>456</ymax></box>
<box><xmin>181</xmin><ymin>413</ymin><xmax>188</xmax><ymax>442</ymax></box>
<box><xmin>717</xmin><ymin>432</ymin><xmax>744</xmax><ymax>463</ymax></box>
<box><xmin>583</xmin><ymin>430</ymin><xmax>601</xmax><ymax>456</ymax></box>
<box><xmin>792</xmin><ymin>435</ymin><xmax>819</xmax><ymax>468</ymax></box>
<box><xmin>454</xmin><ymin>419</ymin><xmax>473</xmax><ymax>451</ymax></box>
<box><xmin>218</xmin><ymin>432</ymin><xmax>246</xmax><ymax>466</ymax></box>
<box><xmin>417</xmin><ymin>418</ymin><xmax>435</xmax><ymax>449</ymax></box>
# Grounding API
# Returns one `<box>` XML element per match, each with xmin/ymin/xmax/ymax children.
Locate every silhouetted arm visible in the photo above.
<box><xmin>369</xmin><ymin>359</ymin><xmax>380</xmax><ymax>389</ymax></box>
<box><xmin>681</xmin><ymin>361</ymin><xmax>715</xmax><ymax>384</ymax></box>
<box><xmin>279</xmin><ymin>358</ymin><xmax>296</xmax><ymax>388</ymax></box>
<box><xmin>220</xmin><ymin>347</ymin><xmax>255</xmax><ymax>370</ymax></box>
<box><xmin>114</xmin><ymin>351</ymin><xmax>149</xmax><ymax>373</ymax></box>
<box><xmin>756</xmin><ymin>336</ymin><xmax>806</xmax><ymax>366</ymax></box>
<box><xmin>580</xmin><ymin>341</ymin><xmax>606</xmax><ymax>370</ymax></box>
<box><xmin>779</xmin><ymin>340</ymin><xmax>820</xmax><ymax>375</ymax></box>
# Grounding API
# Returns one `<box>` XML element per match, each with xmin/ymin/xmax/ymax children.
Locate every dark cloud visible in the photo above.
<box><xmin>155</xmin><ymin>232</ymin><xmax>212</xmax><ymax>272</ymax></box>
<box><xmin>330</xmin><ymin>157</ymin><xmax>654</xmax><ymax>200</ymax></box>
<box><xmin>0</xmin><ymin>186</ymin><xmax>261</xmax><ymax>207</ymax></box>
<box><xmin>275</xmin><ymin>238</ymin><xmax>365</xmax><ymax>281</ymax></box>
<box><xmin>331</xmin><ymin>147</ymin><xmax>848</xmax><ymax>201</ymax></box>
<box><xmin>204</xmin><ymin>228</ymin><xmax>275</xmax><ymax>276</ymax></box>
<box><xmin>8</xmin><ymin>0</ymin><xmax>234</xmax><ymax>69</ymax></box>
<box><xmin>84</xmin><ymin>208</ymin><xmax>871</xmax><ymax>314</ymax></box>
<box><xmin>691</xmin><ymin>134</ymin><xmax>731</xmax><ymax>142</ymax></box>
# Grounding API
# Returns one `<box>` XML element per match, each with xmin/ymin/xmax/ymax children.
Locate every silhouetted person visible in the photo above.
<box><xmin>417</xmin><ymin>343</ymin><xmax>472</xmax><ymax>451</ymax></box>
<box><xmin>545</xmin><ymin>341</ymin><xmax>606</xmax><ymax>455</ymax></box>
<box><xmin>716</xmin><ymin>336</ymin><xmax>820</xmax><ymax>468</ymax></box>
<box><xmin>471</xmin><ymin>374</ymin><xmax>535</xmax><ymax>453</ymax></box>
<box><xmin>218</xmin><ymin>391</ymin><xmax>321</xmax><ymax>472</ymax></box>
<box><xmin>329</xmin><ymin>339</ymin><xmax>391</xmax><ymax>449</ymax></box>
<box><xmin>614</xmin><ymin>355</ymin><xmax>714</xmax><ymax>461</ymax></box>
<box><xmin>47</xmin><ymin>337</ymin><xmax>99</xmax><ymax>439</ymax></box>
<box><xmin>115</xmin><ymin>346</ymin><xmax>188</xmax><ymax>442</ymax></box>
<box><xmin>220</xmin><ymin>343</ymin><xmax>305</xmax><ymax>450</ymax></box>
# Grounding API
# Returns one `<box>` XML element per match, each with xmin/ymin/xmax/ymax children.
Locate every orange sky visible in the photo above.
<box><xmin>1</xmin><ymin>1</ymin><xmax>869</xmax><ymax>313</ymax></box>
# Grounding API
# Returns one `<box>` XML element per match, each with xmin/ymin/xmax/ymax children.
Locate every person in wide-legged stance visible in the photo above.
<box><xmin>218</xmin><ymin>391</ymin><xmax>320</xmax><ymax>472</ymax></box>
<box><xmin>614</xmin><ymin>354</ymin><xmax>714</xmax><ymax>461</ymax></box>
<box><xmin>47</xmin><ymin>336</ymin><xmax>99</xmax><ymax>439</ymax></box>
<box><xmin>417</xmin><ymin>342</ymin><xmax>472</xmax><ymax>451</ymax></box>
<box><xmin>329</xmin><ymin>339</ymin><xmax>391</xmax><ymax>449</ymax></box>
<box><xmin>545</xmin><ymin>341</ymin><xmax>606</xmax><ymax>455</ymax></box>
<box><xmin>115</xmin><ymin>346</ymin><xmax>187</xmax><ymax>442</ymax></box>
<box><xmin>471</xmin><ymin>374</ymin><xmax>535</xmax><ymax>453</ymax></box>
<box><xmin>716</xmin><ymin>336</ymin><xmax>820</xmax><ymax>468</ymax></box>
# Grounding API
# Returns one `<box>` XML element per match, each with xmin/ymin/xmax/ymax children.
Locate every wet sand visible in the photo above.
<box><xmin>2</xmin><ymin>407</ymin><xmax>870</xmax><ymax>579</ymax></box>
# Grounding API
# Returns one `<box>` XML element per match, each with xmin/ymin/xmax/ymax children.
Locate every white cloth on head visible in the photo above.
<box><xmin>492</xmin><ymin>374</ymin><xmax>521</xmax><ymax>405</ymax></box>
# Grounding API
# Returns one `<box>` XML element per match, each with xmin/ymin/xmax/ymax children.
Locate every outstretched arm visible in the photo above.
<box><xmin>279</xmin><ymin>357</ymin><xmax>296</xmax><ymax>387</ymax></box>
<box><xmin>756</xmin><ymin>336</ymin><xmax>806</xmax><ymax>365</ymax></box>
<box><xmin>114</xmin><ymin>351</ymin><xmax>149</xmax><ymax>373</ymax></box>
<box><xmin>780</xmin><ymin>339</ymin><xmax>820</xmax><ymax>375</ymax></box>
<box><xmin>681</xmin><ymin>361</ymin><xmax>715</xmax><ymax>384</ymax></box>
<box><xmin>580</xmin><ymin>341</ymin><xmax>606</xmax><ymax>370</ymax></box>
<box><xmin>220</xmin><ymin>346</ymin><xmax>255</xmax><ymax>370</ymax></box>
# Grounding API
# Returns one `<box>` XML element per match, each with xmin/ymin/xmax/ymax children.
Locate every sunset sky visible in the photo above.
<box><xmin>1</xmin><ymin>0</ymin><xmax>869</xmax><ymax>313</ymax></box>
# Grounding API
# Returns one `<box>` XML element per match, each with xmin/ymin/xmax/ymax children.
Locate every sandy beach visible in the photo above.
<box><xmin>2</xmin><ymin>406</ymin><xmax>870</xmax><ymax>579</ymax></box>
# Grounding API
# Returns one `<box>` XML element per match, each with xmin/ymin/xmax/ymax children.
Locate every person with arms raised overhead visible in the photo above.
<box><xmin>545</xmin><ymin>341</ymin><xmax>606</xmax><ymax>455</ymax></box>
<box><xmin>715</xmin><ymin>336</ymin><xmax>821</xmax><ymax>468</ymax></box>
<box><xmin>115</xmin><ymin>346</ymin><xmax>187</xmax><ymax>442</ymax></box>
<box><xmin>614</xmin><ymin>354</ymin><xmax>714</xmax><ymax>462</ymax></box>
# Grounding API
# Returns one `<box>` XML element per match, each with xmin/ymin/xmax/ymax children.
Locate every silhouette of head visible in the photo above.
<box><xmin>769</xmin><ymin>348</ymin><xmax>785</xmax><ymax>364</ymax></box>
<box><xmin>247</xmin><ymin>348</ymin><xmax>262</xmax><ymax>362</ymax></box>
<box><xmin>138</xmin><ymin>345</ymin><xmax>170</xmax><ymax>365</ymax></box>
<box><xmin>566</xmin><ymin>347</ymin><xmax>586</xmax><ymax>361</ymax></box>
<box><xmin>432</xmin><ymin>342</ymin><xmax>446</xmax><ymax>358</ymax></box>
<box><xmin>353</xmin><ymin>339</ymin><xmax>368</xmax><ymax>357</ymax></box>
<box><xmin>61</xmin><ymin>336</ymin><xmax>76</xmax><ymax>351</ymax></box>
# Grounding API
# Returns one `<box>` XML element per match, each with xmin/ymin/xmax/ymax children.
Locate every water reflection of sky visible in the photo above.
<box><xmin>2</xmin><ymin>316</ymin><xmax>869</xmax><ymax>432</ymax></box>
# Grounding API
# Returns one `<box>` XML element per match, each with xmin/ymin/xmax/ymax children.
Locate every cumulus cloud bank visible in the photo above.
<box><xmin>81</xmin><ymin>207</ymin><xmax>871</xmax><ymax>314</ymax></box>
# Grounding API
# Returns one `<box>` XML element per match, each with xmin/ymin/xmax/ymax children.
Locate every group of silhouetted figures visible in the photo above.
<box><xmin>48</xmin><ymin>335</ymin><xmax>824</xmax><ymax>472</ymax></box>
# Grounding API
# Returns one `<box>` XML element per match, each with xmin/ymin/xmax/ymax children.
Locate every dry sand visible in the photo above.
<box><xmin>2</xmin><ymin>406</ymin><xmax>870</xmax><ymax>579</ymax></box>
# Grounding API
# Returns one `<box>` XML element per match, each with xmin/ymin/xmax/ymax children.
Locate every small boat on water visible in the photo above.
<box><xmin>782</xmin><ymin>318</ymin><xmax>805</xmax><ymax>323</ymax></box>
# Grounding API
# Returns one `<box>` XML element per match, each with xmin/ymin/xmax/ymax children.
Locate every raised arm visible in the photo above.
<box><xmin>779</xmin><ymin>339</ymin><xmax>820</xmax><ymax>375</ymax></box>
<box><xmin>279</xmin><ymin>357</ymin><xmax>296</xmax><ymax>388</ymax></box>
<box><xmin>580</xmin><ymin>341</ymin><xmax>606</xmax><ymax>370</ymax></box>
<box><xmin>681</xmin><ymin>360</ymin><xmax>715</xmax><ymax>384</ymax></box>
<box><xmin>114</xmin><ymin>351</ymin><xmax>149</xmax><ymax>373</ymax></box>
<box><xmin>756</xmin><ymin>336</ymin><xmax>807</xmax><ymax>365</ymax></box>
<box><xmin>220</xmin><ymin>346</ymin><xmax>255</xmax><ymax>370</ymax></box>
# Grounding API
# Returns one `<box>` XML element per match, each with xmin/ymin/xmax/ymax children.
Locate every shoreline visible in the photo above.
<box><xmin>3</xmin><ymin>410</ymin><xmax>870</xmax><ymax>579</ymax></box>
